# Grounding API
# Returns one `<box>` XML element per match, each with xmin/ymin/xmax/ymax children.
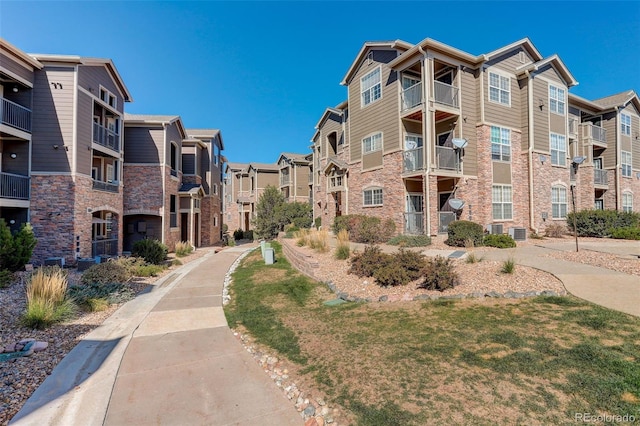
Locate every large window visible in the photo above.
<box><xmin>549</xmin><ymin>85</ymin><xmax>566</xmax><ymax>115</ymax></box>
<box><xmin>492</xmin><ymin>185</ymin><xmax>513</xmax><ymax>220</ymax></box>
<box><xmin>361</xmin><ymin>67</ymin><xmax>381</xmax><ymax>107</ymax></box>
<box><xmin>550</xmin><ymin>133</ymin><xmax>567</xmax><ymax>166</ymax></box>
<box><xmin>551</xmin><ymin>186</ymin><xmax>567</xmax><ymax>219</ymax></box>
<box><xmin>363</xmin><ymin>132</ymin><xmax>383</xmax><ymax>154</ymax></box>
<box><xmin>363</xmin><ymin>188</ymin><xmax>383</xmax><ymax>206</ymax></box>
<box><xmin>488</xmin><ymin>72</ymin><xmax>510</xmax><ymax>106</ymax></box>
<box><xmin>170</xmin><ymin>195</ymin><xmax>177</xmax><ymax>227</ymax></box>
<box><xmin>622</xmin><ymin>192</ymin><xmax>633</xmax><ymax>213</ymax></box>
<box><xmin>621</xmin><ymin>113</ymin><xmax>631</xmax><ymax>136</ymax></box>
<box><xmin>622</xmin><ymin>151</ymin><xmax>632</xmax><ymax>177</ymax></box>
<box><xmin>490</xmin><ymin>126</ymin><xmax>511</xmax><ymax>161</ymax></box>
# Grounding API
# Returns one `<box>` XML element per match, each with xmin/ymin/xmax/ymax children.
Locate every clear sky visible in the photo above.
<box><xmin>1</xmin><ymin>1</ymin><xmax>639</xmax><ymax>164</ymax></box>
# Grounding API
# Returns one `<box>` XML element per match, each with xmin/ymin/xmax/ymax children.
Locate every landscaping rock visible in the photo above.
<box><xmin>378</xmin><ymin>295</ymin><xmax>388</xmax><ymax>302</ymax></box>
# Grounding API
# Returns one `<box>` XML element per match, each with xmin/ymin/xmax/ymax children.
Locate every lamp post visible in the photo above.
<box><xmin>571</xmin><ymin>156</ymin><xmax>586</xmax><ymax>252</ymax></box>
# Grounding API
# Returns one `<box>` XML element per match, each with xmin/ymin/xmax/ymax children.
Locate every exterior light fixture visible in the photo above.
<box><xmin>10</xmin><ymin>153</ymin><xmax>17</xmax><ymax>159</ymax></box>
<box><xmin>12</xmin><ymin>86</ymin><xmax>18</xmax><ymax>93</ymax></box>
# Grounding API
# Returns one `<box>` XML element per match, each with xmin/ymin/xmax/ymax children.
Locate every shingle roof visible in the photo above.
<box><xmin>186</xmin><ymin>129</ymin><xmax>220</xmax><ymax>138</ymax></box>
<box><xmin>592</xmin><ymin>90</ymin><xmax>636</xmax><ymax>108</ymax></box>
<box><xmin>248</xmin><ymin>162</ymin><xmax>280</xmax><ymax>171</ymax></box>
<box><xmin>226</xmin><ymin>162</ymin><xmax>249</xmax><ymax>172</ymax></box>
<box><xmin>124</xmin><ymin>113</ymin><xmax>180</xmax><ymax>123</ymax></box>
<box><xmin>178</xmin><ymin>183</ymin><xmax>202</xmax><ymax>193</ymax></box>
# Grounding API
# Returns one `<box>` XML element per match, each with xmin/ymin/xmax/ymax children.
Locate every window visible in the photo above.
<box><xmin>621</xmin><ymin>113</ymin><xmax>631</xmax><ymax>136</ymax></box>
<box><xmin>170</xmin><ymin>143</ymin><xmax>178</xmax><ymax>172</ymax></box>
<box><xmin>622</xmin><ymin>151</ymin><xmax>632</xmax><ymax>177</ymax></box>
<box><xmin>492</xmin><ymin>185</ymin><xmax>513</xmax><ymax>220</ymax></box>
<box><xmin>213</xmin><ymin>184</ymin><xmax>218</xmax><ymax>195</ymax></box>
<box><xmin>361</xmin><ymin>67</ymin><xmax>381</xmax><ymax>107</ymax></box>
<box><xmin>594</xmin><ymin>199</ymin><xmax>604</xmax><ymax>210</ymax></box>
<box><xmin>622</xmin><ymin>192</ymin><xmax>633</xmax><ymax>213</ymax></box>
<box><xmin>170</xmin><ymin>195</ymin><xmax>177</xmax><ymax>227</ymax></box>
<box><xmin>490</xmin><ymin>126</ymin><xmax>511</xmax><ymax>161</ymax></box>
<box><xmin>551</xmin><ymin>186</ymin><xmax>567</xmax><ymax>219</ymax></box>
<box><xmin>550</xmin><ymin>133</ymin><xmax>567</xmax><ymax>166</ymax></box>
<box><xmin>106</xmin><ymin>164</ymin><xmax>115</xmax><ymax>183</ymax></box>
<box><xmin>363</xmin><ymin>188</ymin><xmax>383</xmax><ymax>206</ymax></box>
<box><xmin>213</xmin><ymin>216</ymin><xmax>218</xmax><ymax>227</ymax></box>
<box><xmin>363</xmin><ymin>132</ymin><xmax>382</xmax><ymax>154</ymax></box>
<box><xmin>488</xmin><ymin>72</ymin><xmax>510</xmax><ymax>105</ymax></box>
<box><xmin>549</xmin><ymin>85</ymin><xmax>566</xmax><ymax>115</ymax></box>
<box><xmin>100</xmin><ymin>87</ymin><xmax>117</xmax><ymax>108</ymax></box>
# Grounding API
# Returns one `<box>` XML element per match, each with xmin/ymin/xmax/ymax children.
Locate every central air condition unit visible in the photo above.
<box><xmin>486</xmin><ymin>223</ymin><xmax>503</xmax><ymax>235</ymax></box>
<box><xmin>509</xmin><ymin>227</ymin><xmax>527</xmax><ymax>241</ymax></box>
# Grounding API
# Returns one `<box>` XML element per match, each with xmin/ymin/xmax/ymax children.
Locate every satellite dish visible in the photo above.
<box><xmin>452</xmin><ymin>138</ymin><xmax>468</xmax><ymax>149</ymax></box>
<box><xmin>448</xmin><ymin>198</ymin><xmax>465</xmax><ymax>211</ymax></box>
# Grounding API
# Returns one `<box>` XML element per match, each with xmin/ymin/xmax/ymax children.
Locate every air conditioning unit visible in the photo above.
<box><xmin>509</xmin><ymin>227</ymin><xmax>527</xmax><ymax>241</ymax></box>
<box><xmin>486</xmin><ymin>223</ymin><xmax>503</xmax><ymax>235</ymax></box>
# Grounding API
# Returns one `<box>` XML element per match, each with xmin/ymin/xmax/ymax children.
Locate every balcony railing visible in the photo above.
<box><xmin>280</xmin><ymin>175</ymin><xmax>290</xmax><ymax>186</ymax></box>
<box><xmin>92</xmin><ymin>238</ymin><xmax>118</xmax><ymax>257</ymax></box>
<box><xmin>582</xmin><ymin>123</ymin><xmax>607</xmax><ymax>145</ymax></box>
<box><xmin>93</xmin><ymin>122</ymin><xmax>120</xmax><ymax>151</ymax></box>
<box><xmin>1</xmin><ymin>97</ymin><xmax>31</xmax><ymax>133</ymax></box>
<box><xmin>0</xmin><ymin>172</ymin><xmax>30</xmax><ymax>200</ymax></box>
<box><xmin>401</xmin><ymin>83</ymin><xmax>422</xmax><ymax>111</ymax></box>
<box><xmin>435</xmin><ymin>146</ymin><xmax>461</xmax><ymax>172</ymax></box>
<box><xmin>438</xmin><ymin>212</ymin><xmax>457</xmax><ymax>234</ymax></box>
<box><xmin>434</xmin><ymin>81</ymin><xmax>459</xmax><ymax>108</ymax></box>
<box><xmin>403</xmin><ymin>147</ymin><xmax>424</xmax><ymax>172</ymax></box>
<box><xmin>404</xmin><ymin>212</ymin><xmax>424</xmax><ymax>235</ymax></box>
<box><xmin>568</xmin><ymin>118</ymin><xmax>577</xmax><ymax>135</ymax></box>
<box><xmin>594</xmin><ymin>169</ymin><xmax>608</xmax><ymax>186</ymax></box>
<box><xmin>308</xmin><ymin>172</ymin><xmax>313</xmax><ymax>183</ymax></box>
<box><xmin>92</xmin><ymin>180</ymin><xmax>119</xmax><ymax>193</ymax></box>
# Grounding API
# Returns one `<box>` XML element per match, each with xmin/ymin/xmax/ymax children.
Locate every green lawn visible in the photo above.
<box><xmin>224</xmin><ymin>242</ymin><xmax>640</xmax><ymax>425</ymax></box>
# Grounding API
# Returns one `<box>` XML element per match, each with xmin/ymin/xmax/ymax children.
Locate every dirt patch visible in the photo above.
<box><xmin>252</xmin><ymin>268</ymin><xmax>287</xmax><ymax>284</ymax></box>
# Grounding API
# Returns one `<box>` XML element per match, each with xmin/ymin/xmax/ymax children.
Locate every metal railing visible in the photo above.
<box><xmin>568</xmin><ymin>118</ymin><xmax>577</xmax><ymax>135</ymax></box>
<box><xmin>404</xmin><ymin>212</ymin><xmax>424</xmax><ymax>235</ymax></box>
<box><xmin>594</xmin><ymin>169</ymin><xmax>608</xmax><ymax>186</ymax></box>
<box><xmin>438</xmin><ymin>212</ymin><xmax>457</xmax><ymax>233</ymax></box>
<box><xmin>92</xmin><ymin>122</ymin><xmax>120</xmax><ymax>151</ymax></box>
<box><xmin>591</xmin><ymin>125</ymin><xmax>606</xmax><ymax>144</ymax></box>
<box><xmin>401</xmin><ymin>83</ymin><xmax>422</xmax><ymax>111</ymax></box>
<box><xmin>1</xmin><ymin>97</ymin><xmax>31</xmax><ymax>133</ymax></box>
<box><xmin>92</xmin><ymin>180</ymin><xmax>119</xmax><ymax>193</ymax></box>
<box><xmin>92</xmin><ymin>238</ymin><xmax>118</xmax><ymax>257</ymax></box>
<box><xmin>403</xmin><ymin>147</ymin><xmax>424</xmax><ymax>172</ymax></box>
<box><xmin>435</xmin><ymin>146</ymin><xmax>461</xmax><ymax>171</ymax></box>
<box><xmin>434</xmin><ymin>81</ymin><xmax>459</xmax><ymax>108</ymax></box>
<box><xmin>0</xmin><ymin>172</ymin><xmax>30</xmax><ymax>200</ymax></box>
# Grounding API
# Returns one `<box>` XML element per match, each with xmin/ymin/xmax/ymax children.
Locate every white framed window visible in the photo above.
<box><xmin>361</xmin><ymin>67</ymin><xmax>381</xmax><ymax>107</ymax></box>
<box><xmin>488</xmin><ymin>71</ymin><xmax>510</xmax><ymax>106</ymax></box>
<box><xmin>99</xmin><ymin>86</ymin><xmax>117</xmax><ymax>109</ymax></box>
<box><xmin>106</xmin><ymin>164</ymin><xmax>114</xmax><ymax>183</ymax></box>
<box><xmin>551</xmin><ymin>185</ymin><xmax>568</xmax><ymax>219</ymax></box>
<box><xmin>621</xmin><ymin>113</ymin><xmax>631</xmax><ymax>136</ymax></box>
<box><xmin>550</xmin><ymin>133</ymin><xmax>567</xmax><ymax>166</ymax></box>
<box><xmin>594</xmin><ymin>199</ymin><xmax>604</xmax><ymax>210</ymax></box>
<box><xmin>490</xmin><ymin>126</ymin><xmax>511</xmax><ymax>161</ymax></box>
<box><xmin>492</xmin><ymin>185</ymin><xmax>513</xmax><ymax>220</ymax></box>
<box><xmin>622</xmin><ymin>192</ymin><xmax>633</xmax><ymax>213</ymax></box>
<box><xmin>363</xmin><ymin>188</ymin><xmax>383</xmax><ymax>206</ymax></box>
<box><xmin>622</xmin><ymin>151</ymin><xmax>632</xmax><ymax>177</ymax></box>
<box><xmin>549</xmin><ymin>85</ymin><xmax>566</xmax><ymax>115</ymax></box>
<box><xmin>362</xmin><ymin>132</ymin><xmax>382</xmax><ymax>154</ymax></box>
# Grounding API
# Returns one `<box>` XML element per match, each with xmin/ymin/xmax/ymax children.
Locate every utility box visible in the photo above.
<box><xmin>264</xmin><ymin>248</ymin><xmax>275</xmax><ymax>265</ymax></box>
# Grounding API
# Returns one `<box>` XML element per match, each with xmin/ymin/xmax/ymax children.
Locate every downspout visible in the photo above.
<box><xmin>161</xmin><ymin>122</ymin><xmax>167</xmax><ymax>244</ymax></box>
<box><xmin>418</xmin><ymin>46</ymin><xmax>431</xmax><ymax>235</ymax></box>
<box><xmin>525</xmin><ymin>70</ymin><xmax>537</xmax><ymax>234</ymax></box>
<box><xmin>615</xmin><ymin>106</ymin><xmax>621</xmax><ymax>210</ymax></box>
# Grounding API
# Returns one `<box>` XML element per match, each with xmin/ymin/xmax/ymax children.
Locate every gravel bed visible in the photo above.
<box><xmin>544</xmin><ymin>247</ymin><xmax>640</xmax><ymax>276</ymax></box>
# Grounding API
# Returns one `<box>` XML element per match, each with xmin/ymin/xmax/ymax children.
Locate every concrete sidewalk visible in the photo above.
<box><xmin>10</xmin><ymin>246</ymin><xmax>301</xmax><ymax>426</ymax></box>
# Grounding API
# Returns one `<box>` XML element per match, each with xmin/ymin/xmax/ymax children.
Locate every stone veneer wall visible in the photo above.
<box><xmin>123</xmin><ymin>165</ymin><xmax>164</xmax><ymax>213</ymax></box>
<box><xmin>619</xmin><ymin>171</ymin><xmax>640</xmax><ymax>211</ymax></box>
<box><xmin>531</xmin><ymin>151</ymin><xmax>572</xmax><ymax>233</ymax></box>
<box><xmin>164</xmin><ymin>167</ymin><xmax>181</xmax><ymax>251</ymax></box>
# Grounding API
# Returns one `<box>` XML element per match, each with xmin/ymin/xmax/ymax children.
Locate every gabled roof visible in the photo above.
<box><xmin>593</xmin><ymin>90</ymin><xmax>639</xmax><ymax>109</ymax></box>
<box><xmin>225</xmin><ymin>162</ymin><xmax>249</xmax><ymax>173</ymax></box>
<box><xmin>0</xmin><ymin>38</ymin><xmax>43</xmax><ymax>71</ymax></box>
<box><xmin>516</xmin><ymin>54</ymin><xmax>578</xmax><ymax>88</ymax></box>
<box><xmin>323</xmin><ymin>157</ymin><xmax>348</xmax><ymax>174</ymax></box>
<box><xmin>248</xmin><ymin>162</ymin><xmax>279</xmax><ymax>172</ymax></box>
<box><xmin>483</xmin><ymin>37</ymin><xmax>543</xmax><ymax>63</ymax></box>
<box><xmin>278</xmin><ymin>152</ymin><xmax>311</xmax><ymax>165</ymax></box>
<box><xmin>178</xmin><ymin>183</ymin><xmax>204</xmax><ymax>196</ymax></box>
<box><xmin>568</xmin><ymin>93</ymin><xmax>604</xmax><ymax>112</ymax></box>
<box><xmin>341</xmin><ymin>40</ymin><xmax>413</xmax><ymax>86</ymax></box>
<box><xmin>186</xmin><ymin>128</ymin><xmax>224</xmax><ymax>150</ymax></box>
<box><xmin>314</xmin><ymin>106</ymin><xmax>344</xmax><ymax>130</ymax></box>
<box><xmin>389</xmin><ymin>37</ymin><xmax>482</xmax><ymax>70</ymax></box>
<box><xmin>124</xmin><ymin>113</ymin><xmax>186</xmax><ymax>139</ymax></box>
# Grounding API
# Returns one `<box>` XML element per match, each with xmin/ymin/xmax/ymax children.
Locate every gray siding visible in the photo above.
<box><xmin>2</xmin><ymin>140</ymin><xmax>29</xmax><ymax>174</ymax></box>
<box><xmin>76</xmin><ymin>91</ymin><xmax>93</xmax><ymax>175</ymax></box>
<box><xmin>0</xmin><ymin>51</ymin><xmax>35</xmax><ymax>86</ymax></box>
<box><xmin>77</xmin><ymin>66</ymin><xmax>125</xmax><ymax>113</ymax></box>
<box><xmin>31</xmin><ymin>66</ymin><xmax>75</xmax><ymax>172</ymax></box>
<box><xmin>124</xmin><ymin>127</ymin><xmax>162</xmax><ymax>163</ymax></box>
<box><xmin>519</xmin><ymin>78</ymin><xmax>530</xmax><ymax>150</ymax></box>
<box><xmin>165</xmin><ymin>124</ymin><xmax>182</xmax><ymax>167</ymax></box>
<box><xmin>200</xmin><ymin>145</ymin><xmax>211</xmax><ymax>193</ymax></box>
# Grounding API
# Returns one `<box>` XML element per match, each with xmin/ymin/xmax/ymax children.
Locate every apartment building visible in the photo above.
<box><xmin>312</xmin><ymin>37</ymin><xmax>639</xmax><ymax>237</ymax></box>
<box><xmin>277</xmin><ymin>152</ymin><xmax>311</xmax><ymax>203</ymax></box>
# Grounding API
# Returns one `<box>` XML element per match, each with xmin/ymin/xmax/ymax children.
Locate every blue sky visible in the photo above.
<box><xmin>1</xmin><ymin>1</ymin><xmax>639</xmax><ymax>164</ymax></box>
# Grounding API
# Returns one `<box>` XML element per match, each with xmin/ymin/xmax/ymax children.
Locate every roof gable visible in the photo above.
<box><xmin>516</xmin><ymin>54</ymin><xmax>578</xmax><ymax>87</ymax></box>
<box><xmin>341</xmin><ymin>40</ymin><xmax>412</xmax><ymax>86</ymax></box>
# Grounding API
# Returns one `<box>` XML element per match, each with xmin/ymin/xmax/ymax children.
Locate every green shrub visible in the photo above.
<box><xmin>332</xmin><ymin>216</ymin><xmax>350</xmax><ymax>234</ymax></box>
<box><xmin>314</xmin><ymin>217</ymin><xmax>322</xmax><ymax>229</ymax></box>
<box><xmin>132</xmin><ymin>239</ymin><xmax>168</xmax><ymax>265</ymax></box>
<box><xmin>0</xmin><ymin>269</ymin><xmax>14</xmax><ymax>288</ymax></box>
<box><xmin>244</xmin><ymin>230</ymin><xmax>254</xmax><ymax>241</ymax></box>
<box><xmin>394</xmin><ymin>249</ymin><xmax>425</xmax><ymax>282</ymax></box>
<box><xmin>233</xmin><ymin>229</ymin><xmax>245</xmax><ymax>240</ymax></box>
<box><xmin>417</xmin><ymin>256</ymin><xmax>460</xmax><ymax>291</ymax></box>
<box><xmin>86</xmin><ymin>298</ymin><xmax>110</xmax><ymax>312</ymax></box>
<box><xmin>68</xmin><ymin>281</ymin><xmax>134</xmax><ymax>308</ymax></box>
<box><xmin>0</xmin><ymin>220</ymin><xmax>37</xmax><ymax>272</ymax></box>
<box><xmin>544</xmin><ymin>222</ymin><xmax>566</xmax><ymax>238</ymax></box>
<box><xmin>483</xmin><ymin>234</ymin><xmax>517</xmax><ymax>248</ymax></box>
<box><xmin>333</xmin><ymin>215</ymin><xmax>395</xmax><ymax>244</ymax></box>
<box><xmin>335</xmin><ymin>244</ymin><xmax>350</xmax><ymax>260</ymax></box>
<box><xmin>175</xmin><ymin>241</ymin><xmax>193</xmax><ymax>257</ymax></box>
<box><xmin>609</xmin><ymin>227</ymin><xmax>640</xmax><ymax>240</ymax></box>
<box><xmin>133</xmin><ymin>264</ymin><xmax>165</xmax><ymax>277</ymax></box>
<box><xmin>22</xmin><ymin>297</ymin><xmax>77</xmax><ymax>329</ymax></box>
<box><xmin>81</xmin><ymin>261</ymin><xmax>131</xmax><ymax>285</ymax></box>
<box><xmin>501</xmin><ymin>257</ymin><xmax>516</xmax><ymax>274</ymax></box>
<box><xmin>387</xmin><ymin>235</ymin><xmax>432</xmax><ymax>247</ymax></box>
<box><xmin>348</xmin><ymin>245</ymin><xmax>392</xmax><ymax>278</ymax></box>
<box><xmin>566</xmin><ymin>209</ymin><xmax>640</xmax><ymax>237</ymax></box>
<box><xmin>445</xmin><ymin>220</ymin><xmax>484</xmax><ymax>247</ymax></box>
<box><xmin>374</xmin><ymin>263</ymin><xmax>410</xmax><ymax>287</ymax></box>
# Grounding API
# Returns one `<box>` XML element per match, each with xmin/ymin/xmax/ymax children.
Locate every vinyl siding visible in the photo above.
<box><xmin>537</xmin><ymin>64</ymin><xmax>563</xmax><ymax>85</ymax></box>
<box><xmin>348</xmin><ymin>49</ymin><xmax>400</xmax><ymax>162</ymax></box>
<box><xmin>1</xmin><ymin>140</ymin><xmax>29</xmax><ymax>174</ymax></box>
<box><xmin>460</xmin><ymin>68</ymin><xmax>478</xmax><ymax>176</ymax></box>
<box><xmin>76</xmin><ymin>91</ymin><xmax>93</xmax><ymax>175</ymax></box>
<box><xmin>77</xmin><ymin>66</ymin><xmax>125</xmax><ymax>113</ymax></box>
<box><xmin>31</xmin><ymin>66</ymin><xmax>75</xmax><ymax>172</ymax></box>
<box><xmin>601</xmin><ymin>111</ymin><xmax>617</xmax><ymax>168</ymax></box>
<box><xmin>362</xmin><ymin>150</ymin><xmax>383</xmax><ymax>170</ymax></box>
<box><xmin>520</xmin><ymin>78</ymin><xmax>530</xmax><ymax>150</ymax></box>
<box><xmin>183</xmin><ymin>153</ymin><xmax>195</xmax><ymax>174</ymax></box>
<box><xmin>165</xmin><ymin>124</ymin><xmax>182</xmax><ymax>167</ymax></box>
<box><xmin>294</xmin><ymin>166</ymin><xmax>309</xmax><ymax>197</ymax></box>
<box><xmin>492</xmin><ymin>162</ymin><xmax>511</xmax><ymax>184</ymax></box>
<box><xmin>321</xmin><ymin>114</ymin><xmax>342</xmax><ymax>159</ymax></box>
<box><xmin>486</xmin><ymin>49</ymin><xmax>535</xmax><ymax>72</ymax></box>
<box><xmin>532</xmin><ymin>76</ymin><xmax>549</xmax><ymax>152</ymax></box>
<box><xmin>0</xmin><ymin>52</ymin><xmax>35</xmax><ymax>85</ymax></box>
<box><xmin>483</xmin><ymin>49</ymin><xmax>529</xmax><ymax>130</ymax></box>
<box><xmin>631</xmin><ymin>110</ymin><xmax>640</xmax><ymax>170</ymax></box>
<box><xmin>258</xmin><ymin>171</ymin><xmax>278</xmax><ymax>188</ymax></box>
<box><xmin>200</xmin><ymin>145</ymin><xmax>211</xmax><ymax>193</ymax></box>
<box><xmin>620</xmin><ymin>104</ymin><xmax>636</xmax><ymax>154</ymax></box>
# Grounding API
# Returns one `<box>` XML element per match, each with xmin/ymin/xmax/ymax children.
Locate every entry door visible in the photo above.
<box><xmin>438</xmin><ymin>192</ymin><xmax>456</xmax><ymax>233</ymax></box>
<box><xmin>405</xmin><ymin>194</ymin><xmax>423</xmax><ymax>234</ymax></box>
<box><xmin>180</xmin><ymin>213</ymin><xmax>188</xmax><ymax>242</ymax></box>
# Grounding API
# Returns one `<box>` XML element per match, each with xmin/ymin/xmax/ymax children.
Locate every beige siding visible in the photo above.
<box><xmin>486</xmin><ymin>48</ymin><xmax>535</xmax><ymax>72</ymax></box>
<box><xmin>601</xmin><ymin>111</ymin><xmax>617</xmax><ymax>168</ymax></box>
<box><xmin>403</xmin><ymin>120</ymin><xmax>421</xmax><ymax>135</ymax></box>
<box><xmin>76</xmin><ymin>91</ymin><xmax>93</xmax><ymax>174</ymax></box>
<box><xmin>460</xmin><ymin>68</ymin><xmax>478</xmax><ymax>176</ymax></box>
<box><xmin>532</xmin><ymin>76</ymin><xmax>550</xmax><ymax>152</ymax></box>
<box><xmin>520</xmin><ymin>78</ymin><xmax>530</xmax><ymax>150</ymax></box>
<box><xmin>549</xmin><ymin>112</ymin><xmax>565</xmax><ymax>134</ymax></box>
<box><xmin>537</xmin><ymin>64</ymin><xmax>563</xmax><ymax>85</ymax></box>
<box><xmin>483</xmin><ymin>67</ymin><xmax>521</xmax><ymax>129</ymax></box>
<box><xmin>259</xmin><ymin>171</ymin><xmax>278</xmax><ymax>188</ymax></box>
<box><xmin>632</xmin><ymin>111</ymin><xmax>640</xmax><ymax>169</ymax></box>
<box><xmin>320</xmin><ymin>115</ymin><xmax>342</xmax><ymax>159</ymax></box>
<box><xmin>492</xmin><ymin>162</ymin><xmax>511</xmax><ymax>184</ymax></box>
<box><xmin>294</xmin><ymin>166</ymin><xmax>310</xmax><ymax>197</ymax></box>
<box><xmin>362</xmin><ymin>150</ymin><xmax>383</xmax><ymax>170</ymax></box>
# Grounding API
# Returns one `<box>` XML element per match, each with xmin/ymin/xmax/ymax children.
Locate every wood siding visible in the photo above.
<box><xmin>124</xmin><ymin>127</ymin><xmax>163</xmax><ymax>163</ymax></box>
<box><xmin>76</xmin><ymin>91</ymin><xmax>93</xmax><ymax>175</ymax></box>
<box><xmin>532</xmin><ymin>76</ymin><xmax>550</xmax><ymax>152</ymax></box>
<box><xmin>601</xmin><ymin>111</ymin><xmax>617</xmax><ymax>168</ymax></box>
<box><xmin>460</xmin><ymin>68</ymin><xmax>478</xmax><ymax>176</ymax></box>
<box><xmin>77</xmin><ymin>66</ymin><xmax>125</xmax><ymax>113</ymax></box>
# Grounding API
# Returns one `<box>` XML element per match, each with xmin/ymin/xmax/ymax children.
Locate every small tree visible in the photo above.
<box><xmin>0</xmin><ymin>220</ymin><xmax>37</xmax><ymax>272</ymax></box>
<box><xmin>276</xmin><ymin>201</ymin><xmax>312</xmax><ymax>229</ymax></box>
<box><xmin>253</xmin><ymin>185</ymin><xmax>286</xmax><ymax>239</ymax></box>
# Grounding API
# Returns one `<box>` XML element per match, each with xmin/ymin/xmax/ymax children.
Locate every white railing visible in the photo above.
<box><xmin>403</xmin><ymin>147</ymin><xmax>423</xmax><ymax>172</ymax></box>
<box><xmin>1</xmin><ymin>97</ymin><xmax>31</xmax><ymax>132</ymax></box>
<box><xmin>435</xmin><ymin>146</ymin><xmax>460</xmax><ymax>172</ymax></box>
<box><xmin>594</xmin><ymin>169</ymin><xmax>608</xmax><ymax>186</ymax></box>
<box><xmin>401</xmin><ymin>83</ymin><xmax>422</xmax><ymax>111</ymax></box>
<box><xmin>434</xmin><ymin>81</ymin><xmax>459</xmax><ymax>108</ymax></box>
<box><xmin>0</xmin><ymin>172</ymin><xmax>30</xmax><ymax>200</ymax></box>
<box><xmin>592</xmin><ymin>125</ymin><xmax>606</xmax><ymax>144</ymax></box>
<box><xmin>93</xmin><ymin>122</ymin><xmax>120</xmax><ymax>151</ymax></box>
<box><xmin>404</xmin><ymin>212</ymin><xmax>424</xmax><ymax>235</ymax></box>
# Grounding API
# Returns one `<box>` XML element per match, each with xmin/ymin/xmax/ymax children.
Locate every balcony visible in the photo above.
<box><xmin>438</xmin><ymin>212</ymin><xmax>456</xmax><ymax>233</ymax></box>
<box><xmin>581</xmin><ymin>122</ymin><xmax>607</xmax><ymax>146</ymax></box>
<box><xmin>594</xmin><ymin>169</ymin><xmax>608</xmax><ymax>186</ymax></box>
<box><xmin>403</xmin><ymin>147</ymin><xmax>424</xmax><ymax>173</ymax></box>
<box><xmin>434</xmin><ymin>81</ymin><xmax>459</xmax><ymax>109</ymax></box>
<box><xmin>1</xmin><ymin>97</ymin><xmax>31</xmax><ymax>133</ymax></box>
<box><xmin>568</xmin><ymin>118</ymin><xmax>578</xmax><ymax>138</ymax></box>
<box><xmin>93</xmin><ymin>122</ymin><xmax>120</xmax><ymax>151</ymax></box>
<box><xmin>401</xmin><ymin>83</ymin><xmax>422</xmax><ymax>111</ymax></box>
<box><xmin>92</xmin><ymin>238</ymin><xmax>118</xmax><ymax>257</ymax></box>
<box><xmin>92</xmin><ymin>180</ymin><xmax>119</xmax><ymax>193</ymax></box>
<box><xmin>435</xmin><ymin>146</ymin><xmax>461</xmax><ymax>172</ymax></box>
<box><xmin>404</xmin><ymin>212</ymin><xmax>424</xmax><ymax>235</ymax></box>
<box><xmin>280</xmin><ymin>175</ymin><xmax>290</xmax><ymax>187</ymax></box>
<box><xmin>0</xmin><ymin>172</ymin><xmax>30</xmax><ymax>200</ymax></box>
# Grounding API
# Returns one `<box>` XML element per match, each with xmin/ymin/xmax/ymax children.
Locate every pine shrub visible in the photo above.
<box><xmin>483</xmin><ymin>234</ymin><xmax>517</xmax><ymax>248</ymax></box>
<box><xmin>0</xmin><ymin>269</ymin><xmax>14</xmax><ymax>288</ymax></box>
<box><xmin>0</xmin><ymin>220</ymin><xmax>37</xmax><ymax>272</ymax></box>
<box><xmin>81</xmin><ymin>261</ymin><xmax>131</xmax><ymax>285</ymax></box>
<box><xmin>609</xmin><ymin>227</ymin><xmax>640</xmax><ymax>240</ymax></box>
<box><xmin>132</xmin><ymin>239</ymin><xmax>168</xmax><ymax>265</ymax></box>
<box><xmin>374</xmin><ymin>263</ymin><xmax>410</xmax><ymax>287</ymax></box>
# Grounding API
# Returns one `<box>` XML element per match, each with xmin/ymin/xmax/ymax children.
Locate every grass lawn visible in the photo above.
<box><xmin>224</xmin><ymin>242</ymin><xmax>640</xmax><ymax>425</ymax></box>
